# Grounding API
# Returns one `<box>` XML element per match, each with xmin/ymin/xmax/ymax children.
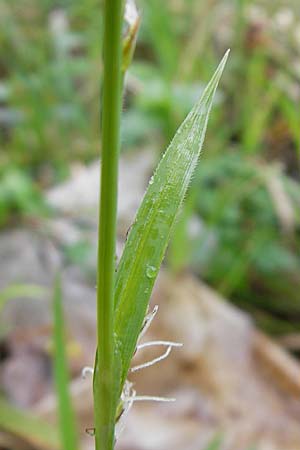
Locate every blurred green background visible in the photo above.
<box><xmin>1</xmin><ymin>0</ymin><xmax>300</xmax><ymax>335</ymax></box>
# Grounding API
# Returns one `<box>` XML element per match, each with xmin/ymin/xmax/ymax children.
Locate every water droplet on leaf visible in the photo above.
<box><xmin>146</xmin><ymin>265</ymin><xmax>157</xmax><ymax>279</ymax></box>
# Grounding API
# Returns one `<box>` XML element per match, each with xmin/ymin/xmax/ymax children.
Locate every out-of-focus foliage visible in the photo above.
<box><xmin>0</xmin><ymin>283</ymin><xmax>45</xmax><ymax>314</ymax></box>
<box><xmin>0</xmin><ymin>167</ymin><xmax>46</xmax><ymax>226</ymax></box>
<box><xmin>53</xmin><ymin>276</ymin><xmax>79</xmax><ymax>450</ymax></box>
<box><xmin>0</xmin><ymin>396</ymin><xmax>59</xmax><ymax>449</ymax></box>
<box><xmin>1</xmin><ymin>0</ymin><xmax>300</xmax><ymax>333</ymax></box>
<box><xmin>176</xmin><ymin>154</ymin><xmax>300</xmax><ymax>333</ymax></box>
<box><xmin>0</xmin><ymin>0</ymin><xmax>102</xmax><ymax>176</ymax></box>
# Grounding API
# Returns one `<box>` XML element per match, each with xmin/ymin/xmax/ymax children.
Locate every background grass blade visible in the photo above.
<box><xmin>204</xmin><ymin>433</ymin><xmax>222</xmax><ymax>450</ymax></box>
<box><xmin>53</xmin><ymin>275</ymin><xmax>79</xmax><ymax>450</ymax></box>
<box><xmin>0</xmin><ymin>396</ymin><xmax>60</xmax><ymax>450</ymax></box>
<box><xmin>0</xmin><ymin>284</ymin><xmax>46</xmax><ymax>313</ymax></box>
<box><xmin>114</xmin><ymin>50</ymin><xmax>230</xmax><ymax>391</ymax></box>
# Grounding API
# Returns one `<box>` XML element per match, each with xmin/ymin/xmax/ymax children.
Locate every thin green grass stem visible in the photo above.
<box><xmin>94</xmin><ymin>1</ymin><xmax>124</xmax><ymax>449</ymax></box>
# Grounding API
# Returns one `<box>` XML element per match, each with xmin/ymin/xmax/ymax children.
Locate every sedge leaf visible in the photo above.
<box><xmin>114</xmin><ymin>50</ymin><xmax>230</xmax><ymax>391</ymax></box>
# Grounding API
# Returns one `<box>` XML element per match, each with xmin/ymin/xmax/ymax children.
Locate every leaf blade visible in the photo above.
<box><xmin>114</xmin><ymin>50</ymin><xmax>230</xmax><ymax>390</ymax></box>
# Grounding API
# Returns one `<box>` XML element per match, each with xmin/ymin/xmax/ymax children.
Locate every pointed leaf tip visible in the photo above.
<box><xmin>207</xmin><ymin>49</ymin><xmax>230</xmax><ymax>90</ymax></box>
<box><xmin>218</xmin><ymin>49</ymin><xmax>230</xmax><ymax>77</ymax></box>
<box><xmin>220</xmin><ymin>49</ymin><xmax>230</xmax><ymax>70</ymax></box>
<box><xmin>192</xmin><ymin>49</ymin><xmax>229</xmax><ymax>126</ymax></box>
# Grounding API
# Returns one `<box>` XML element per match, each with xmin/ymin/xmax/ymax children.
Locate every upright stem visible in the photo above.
<box><xmin>95</xmin><ymin>1</ymin><xmax>123</xmax><ymax>449</ymax></box>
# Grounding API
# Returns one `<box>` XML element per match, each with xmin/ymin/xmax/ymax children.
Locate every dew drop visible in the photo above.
<box><xmin>146</xmin><ymin>265</ymin><xmax>157</xmax><ymax>279</ymax></box>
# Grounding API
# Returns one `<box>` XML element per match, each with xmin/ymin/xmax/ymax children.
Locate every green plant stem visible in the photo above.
<box><xmin>94</xmin><ymin>1</ymin><xmax>124</xmax><ymax>449</ymax></box>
